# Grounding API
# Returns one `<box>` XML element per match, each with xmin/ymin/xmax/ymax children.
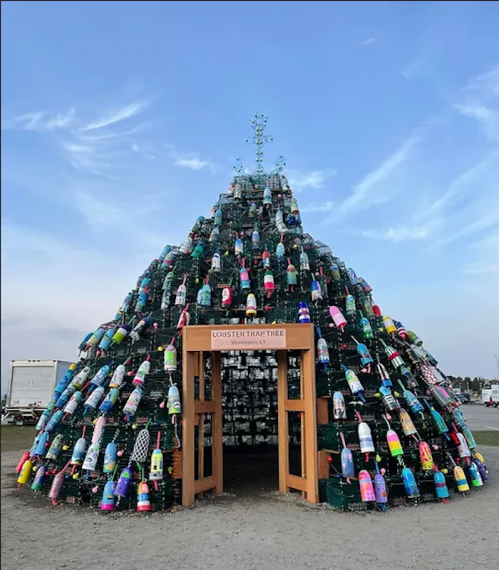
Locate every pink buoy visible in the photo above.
<box><xmin>329</xmin><ymin>306</ymin><xmax>347</xmax><ymax>330</ymax></box>
<box><xmin>358</xmin><ymin>470</ymin><xmax>376</xmax><ymax>502</ymax></box>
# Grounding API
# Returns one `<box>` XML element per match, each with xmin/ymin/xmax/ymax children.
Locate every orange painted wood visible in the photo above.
<box><xmin>317</xmin><ymin>451</ymin><xmax>330</xmax><ymax>480</ymax></box>
<box><xmin>182</xmin><ymin>350</ymin><xmax>196</xmax><ymax>506</ymax></box>
<box><xmin>194</xmin><ymin>477</ymin><xmax>216</xmax><ymax>494</ymax></box>
<box><xmin>183</xmin><ymin>323</ymin><xmax>314</xmax><ymax>352</ymax></box>
<box><xmin>211</xmin><ymin>351</ymin><xmax>223</xmax><ymax>496</ymax></box>
<box><xmin>302</xmin><ymin>343</ymin><xmax>319</xmax><ymax>503</ymax></box>
<box><xmin>284</xmin><ymin>399</ymin><xmax>305</xmax><ymax>412</ymax></box>
<box><xmin>195</xmin><ymin>401</ymin><xmax>216</xmax><ymax>414</ymax></box>
<box><xmin>182</xmin><ymin>324</ymin><xmax>317</xmax><ymax>506</ymax></box>
<box><xmin>317</xmin><ymin>398</ymin><xmax>329</xmax><ymax>425</ymax></box>
<box><xmin>277</xmin><ymin>350</ymin><xmax>289</xmax><ymax>494</ymax></box>
<box><xmin>286</xmin><ymin>474</ymin><xmax>307</xmax><ymax>492</ymax></box>
<box><xmin>197</xmin><ymin>352</ymin><xmax>205</xmax><ymax>482</ymax></box>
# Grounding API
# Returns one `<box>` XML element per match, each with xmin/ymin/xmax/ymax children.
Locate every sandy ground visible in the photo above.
<box><xmin>2</xmin><ymin>448</ymin><xmax>498</xmax><ymax>570</ymax></box>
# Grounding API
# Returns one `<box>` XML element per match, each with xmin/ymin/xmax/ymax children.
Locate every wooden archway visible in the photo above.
<box><xmin>181</xmin><ymin>324</ymin><xmax>318</xmax><ymax>506</ymax></box>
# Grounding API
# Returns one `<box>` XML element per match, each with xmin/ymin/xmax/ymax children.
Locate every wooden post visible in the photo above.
<box><xmin>277</xmin><ymin>350</ymin><xmax>289</xmax><ymax>494</ymax></box>
<box><xmin>182</xmin><ymin>350</ymin><xmax>196</xmax><ymax>506</ymax></box>
<box><xmin>211</xmin><ymin>351</ymin><xmax>223</xmax><ymax>496</ymax></box>
<box><xmin>197</xmin><ymin>352</ymin><xmax>205</xmax><ymax>482</ymax></box>
<box><xmin>301</xmin><ymin>346</ymin><xmax>318</xmax><ymax>503</ymax></box>
<box><xmin>317</xmin><ymin>398</ymin><xmax>329</xmax><ymax>425</ymax></box>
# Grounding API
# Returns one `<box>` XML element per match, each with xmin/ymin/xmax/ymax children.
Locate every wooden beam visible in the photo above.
<box><xmin>182</xmin><ymin>351</ymin><xmax>196</xmax><ymax>507</ymax></box>
<box><xmin>195</xmin><ymin>401</ymin><xmax>216</xmax><ymax>414</ymax></box>
<box><xmin>317</xmin><ymin>398</ymin><xmax>329</xmax><ymax>425</ymax></box>
<box><xmin>284</xmin><ymin>399</ymin><xmax>305</xmax><ymax>412</ymax></box>
<box><xmin>194</xmin><ymin>476</ymin><xmax>216</xmax><ymax>494</ymax></box>
<box><xmin>286</xmin><ymin>474</ymin><xmax>307</xmax><ymax>493</ymax></box>
<box><xmin>211</xmin><ymin>351</ymin><xmax>223</xmax><ymax>496</ymax></box>
<box><xmin>184</xmin><ymin>323</ymin><xmax>314</xmax><ymax>351</ymax></box>
<box><xmin>301</xmin><ymin>346</ymin><xmax>319</xmax><ymax>503</ymax></box>
<box><xmin>277</xmin><ymin>350</ymin><xmax>289</xmax><ymax>494</ymax></box>
<box><xmin>197</xmin><ymin>352</ymin><xmax>205</xmax><ymax>482</ymax></box>
<box><xmin>317</xmin><ymin>451</ymin><xmax>330</xmax><ymax>480</ymax></box>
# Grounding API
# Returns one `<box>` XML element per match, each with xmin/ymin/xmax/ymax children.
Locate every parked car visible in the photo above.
<box><xmin>456</xmin><ymin>394</ymin><xmax>469</xmax><ymax>405</ymax></box>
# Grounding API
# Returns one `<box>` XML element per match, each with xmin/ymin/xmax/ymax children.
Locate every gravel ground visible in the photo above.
<box><xmin>2</xmin><ymin>448</ymin><xmax>497</xmax><ymax>570</ymax></box>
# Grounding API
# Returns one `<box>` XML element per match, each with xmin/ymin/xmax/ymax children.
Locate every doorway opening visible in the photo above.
<box><xmin>182</xmin><ymin>324</ymin><xmax>318</xmax><ymax>506</ymax></box>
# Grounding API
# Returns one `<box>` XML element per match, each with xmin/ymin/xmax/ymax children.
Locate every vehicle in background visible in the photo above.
<box><xmin>456</xmin><ymin>394</ymin><xmax>469</xmax><ymax>405</ymax></box>
<box><xmin>3</xmin><ymin>360</ymin><xmax>73</xmax><ymax>425</ymax></box>
<box><xmin>483</xmin><ymin>386</ymin><xmax>499</xmax><ymax>408</ymax></box>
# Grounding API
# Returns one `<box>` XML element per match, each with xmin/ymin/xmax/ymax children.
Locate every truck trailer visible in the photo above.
<box><xmin>3</xmin><ymin>360</ymin><xmax>73</xmax><ymax>425</ymax></box>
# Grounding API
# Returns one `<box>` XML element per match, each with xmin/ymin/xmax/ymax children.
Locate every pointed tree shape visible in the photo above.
<box><xmin>20</xmin><ymin>116</ymin><xmax>485</xmax><ymax>512</ymax></box>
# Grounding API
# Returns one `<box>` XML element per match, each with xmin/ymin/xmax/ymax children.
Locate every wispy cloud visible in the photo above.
<box><xmin>286</xmin><ymin>169</ymin><xmax>337</xmax><ymax>192</ymax></box>
<box><xmin>334</xmin><ymin>134</ymin><xmax>419</xmax><ymax>219</ymax></box>
<box><xmin>74</xmin><ymin>189</ymin><xmax>172</xmax><ymax>247</ymax></box>
<box><xmin>1</xmin><ymin>108</ymin><xmax>75</xmax><ymax>131</ymax></box>
<box><xmin>359</xmin><ymin>37</ymin><xmax>378</xmax><ymax>46</ymax></box>
<box><xmin>166</xmin><ymin>143</ymin><xmax>217</xmax><ymax>173</ymax></box>
<box><xmin>79</xmin><ymin>100</ymin><xmax>149</xmax><ymax>132</ymax></box>
<box><xmin>75</xmin><ymin>192</ymin><xmax>128</xmax><ymax>229</ymax></box>
<box><xmin>360</xmin><ymin>225</ymin><xmax>433</xmax><ymax>243</ymax></box>
<box><xmin>300</xmin><ymin>200</ymin><xmax>335</xmax><ymax>214</ymax></box>
<box><xmin>424</xmin><ymin>151</ymin><xmax>499</xmax><ymax>215</ymax></box>
<box><xmin>454</xmin><ymin>65</ymin><xmax>499</xmax><ymax>141</ymax></box>
<box><xmin>437</xmin><ymin>209</ymin><xmax>499</xmax><ymax>247</ymax></box>
<box><xmin>463</xmin><ymin>229</ymin><xmax>499</xmax><ymax>275</ymax></box>
<box><xmin>60</xmin><ymin>139</ymin><xmax>118</xmax><ymax>178</ymax></box>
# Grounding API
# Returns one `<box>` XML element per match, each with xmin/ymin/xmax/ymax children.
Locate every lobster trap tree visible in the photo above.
<box><xmin>16</xmin><ymin>115</ymin><xmax>489</xmax><ymax>512</ymax></box>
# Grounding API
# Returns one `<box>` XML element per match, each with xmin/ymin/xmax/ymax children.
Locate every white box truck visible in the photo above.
<box><xmin>483</xmin><ymin>385</ymin><xmax>499</xmax><ymax>408</ymax></box>
<box><xmin>3</xmin><ymin>360</ymin><xmax>73</xmax><ymax>425</ymax></box>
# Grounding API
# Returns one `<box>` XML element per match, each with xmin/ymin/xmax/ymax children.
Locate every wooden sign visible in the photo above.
<box><xmin>210</xmin><ymin>328</ymin><xmax>287</xmax><ymax>350</ymax></box>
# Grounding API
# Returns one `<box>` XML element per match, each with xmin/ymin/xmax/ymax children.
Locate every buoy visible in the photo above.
<box><xmin>123</xmin><ymin>387</ymin><xmax>143</xmax><ymax>419</ymax></box>
<box><xmin>341</xmin><ymin>365</ymin><xmax>365</xmax><ymax>402</ymax></box>
<box><xmin>168</xmin><ymin>385</ymin><xmax>181</xmax><ymax>415</ymax></box>
<box><xmin>31</xmin><ymin>465</ymin><xmax>47</xmax><ymax>491</ymax></box>
<box><xmin>434</xmin><ymin>471</ymin><xmax>450</xmax><ymax>502</ymax></box>
<box><xmin>382</xmin><ymin>316</ymin><xmax>397</xmax><ymax>335</ymax></box>
<box><xmin>383</xmin><ymin>415</ymin><xmax>403</xmax><ymax>457</ymax></box>
<box><xmin>329</xmin><ymin>306</ymin><xmax>347</xmax><ymax>330</ymax></box>
<box><xmin>164</xmin><ymin>343</ymin><xmax>177</xmax><ymax>373</ymax></box>
<box><xmin>15</xmin><ymin>451</ymin><xmax>30</xmax><ymax>473</ymax></box>
<box><xmin>137</xmin><ymin>481</ymin><xmax>151</xmax><ymax>512</ymax></box>
<box><xmin>332</xmin><ymin>392</ymin><xmax>346</xmax><ymax>420</ymax></box>
<box><xmin>264</xmin><ymin>269</ymin><xmax>275</xmax><ymax>298</ymax></box>
<box><xmin>356</xmin><ymin>411</ymin><xmax>375</xmax><ymax>459</ymax></box>
<box><xmin>246</xmin><ymin>293</ymin><xmax>257</xmax><ymax>317</ymax></box>
<box><xmin>99</xmin><ymin>388</ymin><xmax>120</xmax><ymax>415</ymax></box>
<box><xmin>316</xmin><ymin>329</ymin><xmax>330</xmax><ymax>367</ymax></box>
<box><xmin>419</xmin><ymin>441</ymin><xmax>434</xmax><ymax>471</ymax></box>
<box><xmin>133</xmin><ymin>360</ymin><xmax>151</xmax><ymax>388</ymax></box>
<box><xmin>359</xmin><ymin>470</ymin><xmax>376</xmax><ymax>502</ymax></box>
<box><xmin>150</xmin><ymin>432</ymin><xmax>164</xmax><ymax>490</ymax></box>
<box><xmin>402</xmin><ymin>467</ymin><xmax>420</xmax><ymax>499</ymax></box>
<box><xmin>70</xmin><ymin>427</ymin><xmax>88</xmax><ymax>467</ymax></box>
<box><xmin>114</xmin><ymin>467</ymin><xmax>132</xmax><ymax>502</ymax></box>
<box><xmin>339</xmin><ymin>432</ymin><xmax>355</xmax><ymax>478</ymax></box>
<box><xmin>298</xmin><ymin>302</ymin><xmax>311</xmax><ymax>323</ymax></box>
<box><xmin>344</xmin><ymin>286</ymin><xmax>356</xmax><ymax>315</ymax></box>
<box><xmin>373</xmin><ymin>461</ymin><xmax>388</xmax><ymax>508</ymax></box>
<box><xmin>101</xmin><ymin>481</ymin><xmax>116</xmax><ymax>511</ymax></box>
<box><xmin>17</xmin><ymin>458</ymin><xmax>33</xmax><ymax>487</ymax></box>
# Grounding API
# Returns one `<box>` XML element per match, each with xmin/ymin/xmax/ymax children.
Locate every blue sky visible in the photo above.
<box><xmin>2</xmin><ymin>0</ymin><xmax>499</xmax><ymax>392</ymax></box>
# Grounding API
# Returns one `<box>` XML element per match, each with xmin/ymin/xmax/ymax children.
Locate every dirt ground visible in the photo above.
<box><xmin>2</xmin><ymin>448</ymin><xmax>497</xmax><ymax>570</ymax></box>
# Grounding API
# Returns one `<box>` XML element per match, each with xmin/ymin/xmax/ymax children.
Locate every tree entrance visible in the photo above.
<box><xmin>181</xmin><ymin>324</ymin><xmax>318</xmax><ymax>506</ymax></box>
